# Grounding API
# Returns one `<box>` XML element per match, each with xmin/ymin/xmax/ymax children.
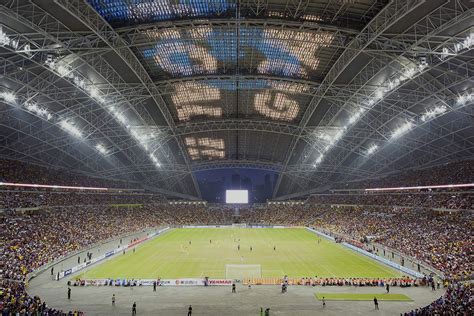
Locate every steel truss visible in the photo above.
<box><xmin>54</xmin><ymin>0</ymin><xmax>201</xmax><ymax>198</ymax></box>
<box><xmin>0</xmin><ymin>0</ymin><xmax>197</xmax><ymax>196</ymax></box>
<box><xmin>275</xmin><ymin>0</ymin><xmax>474</xmax><ymax>198</ymax></box>
<box><xmin>0</xmin><ymin>0</ymin><xmax>472</xmax><ymax>199</ymax></box>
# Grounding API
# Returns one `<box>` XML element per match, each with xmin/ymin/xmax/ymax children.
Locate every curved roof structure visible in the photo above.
<box><xmin>0</xmin><ymin>0</ymin><xmax>472</xmax><ymax>199</ymax></box>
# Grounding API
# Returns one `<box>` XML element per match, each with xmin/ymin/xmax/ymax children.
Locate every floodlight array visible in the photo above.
<box><xmin>0</xmin><ymin>91</ymin><xmax>16</xmax><ymax>103</ymax></box>
<box><xmin>420</xmin><ymin>105</ymin><xmax>447</xmax><ymax>122</ymax></box>
<box><xmin>0</xmin><ymin>26</ymin><xmax>19</xmax><ymax>50</ymax></box>
<box><xmin>456</xmin><ymin>91</ymin><xmax>473</xmax><ymax>105</ymax></box>
<box><xmin>312</xmin><ymin>129</ymin><xmax>345</xmax><ymax>167</ymax></box>
<box><xmin>365</xmin><ymin>144</ymin><xmax>379</xmax><ymax>156</ymax></box>
<box><xmin>441</xmin><ymin>31</ymin><xmax>474</xmax><ymax>59</ymax></box>
<box><xmin>390</xmin><ymin>121</ymin><xmax>414</xmax><ymax>139</ymax></box>
<box><xmin>0</xmin><ymin>89</ymin><xmax>106</xmax><ymax>151</ymax></box>
<box><xmin>95</xmin><ymin>143</ymin><xmax>109</xmax><ymax>156</ymax></box>
<box><xmin>185</xmin><ymin>136</ymin><xmax>225</xmax><ymax>160</ymax></box>
<box><xmin>313</xmin><ymin>60</ymin><xmax>429</xmax><ymax>168</ymax></box>
<box><xmin>59</xmin><ymin>119</ymin><xmax>83</xmax><ymax>138</ymax></box>
<box><xmin>43</xmin><ymin>54</ymin><xmax>161</xmax><ymax>168</ymax></box>
<box><xmin>360</xmin><ymin>90</ymin><xmax>473</xmax><ymax>159</ymax></box>
<box><xmin>24</xmin><ymin>101</ymin><xmax>53</xmax><ymax>121</ymax></box>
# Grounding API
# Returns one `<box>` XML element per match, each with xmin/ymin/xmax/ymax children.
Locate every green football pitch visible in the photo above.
<box><xmin>315</xmin><ymin>293</ymin><xmax>413</xmax><ymax>301</ymax></box>
<box><xmin>82</xmin><ymin>228</ymin><xmax>401</xmax><ymax>279</ymax></box>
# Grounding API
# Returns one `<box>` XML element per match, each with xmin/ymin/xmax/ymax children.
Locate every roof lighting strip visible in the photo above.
<box><xmin>365</xmin><ymin>183</ymin><xmax>474</xmax><ymax>192</ymax></box>
<box><xmin>0</xmin><ymin>182</ymin><xmax>109</xmax><ymax>191</ymax></box>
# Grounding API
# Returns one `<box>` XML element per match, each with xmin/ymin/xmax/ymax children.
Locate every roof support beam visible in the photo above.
<box><xmin>54</xmin><ymin>0</ymin><xmax>201</xmax><ymax>198</ymax></box>
<box><xmin>274</xmin><ymin>0</ymin><xmax>427</xmax><ymax>197</ymax></box>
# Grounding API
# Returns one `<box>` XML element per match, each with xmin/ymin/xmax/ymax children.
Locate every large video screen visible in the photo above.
<box><xmin>226</xmin><ymin>190</ymin><xmax>248</xmax><ymax>204</ymax></box>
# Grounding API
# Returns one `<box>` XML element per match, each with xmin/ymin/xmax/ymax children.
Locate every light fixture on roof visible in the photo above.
<box><xmin>149</xmin><ymin>154</ymin><xmax>161</xmax><ymax>167</ymax></box>
<box><xmin>318</xmin><ymin>133</ymin><xmax>332</xmax><ymax>141</ymax></box>
<box><xmin>0</xmin><ymin>91</ymin><xmax>16</xmax><ymax>103</ymax></box>
<box><xmin>365</xmin><ymin>144</ymin><xmax>379</xmax><ymax>156</ymax></box>
<box><xmin>441</xmin><ymin>32</ymin><xmax>473</xmax><ymax>59</ymax></box>
<box><xmin>41</xmin><ymin>50</ymin><xmax>162</xmax><ymax>170</ymax></box>
<box><xmin>391</xmin><ymin>121</ymin><xmax>414</xmax><ymax>140</ymax></box>
<box><xmin>59</xmin><ymin>120</ymin><xmax>83</xmax><ymax>138</ymax></box>
<box><xmin>313</xmin><ymin>154</ymin><xmax>324</xmax><ymax>167</ymax></box>
<box><xmin>95</xmin><ymin>143</ymin><xmax>109</xmax><ymax>155</ymax></box>
<box><xmin>456</xmin><ymin>91</ymin><xmax>473</xmax><ymax>105</ymax></box>
<box><xmin>421</xmin><ymin>105</ymin><xmax>447</xmax><ymax>122</ymax></box>
<box><xmin>24</xmin><ymin>101</ymin><xmax>52</xmax><ymax>120</ymax></box>
<box><xmin>348</xmin><ymin>108</ymin><xmax>366</xmax><ymax>125</ymax></box>
<box><xmin>0</xmin><ymin>26</ymin><xmax>19</xmax><ymax>50</ymax></box>
<box><xmin>313</xmin><ymin>59</ymin><xmax>429</xmax><ymax>170</ymax></box>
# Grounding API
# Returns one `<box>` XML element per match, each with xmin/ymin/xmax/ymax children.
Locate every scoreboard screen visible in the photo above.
<box><xmin>226</xmin><ymin>190</ymin><xmax>248</xmax><ymax>204</ymax></box>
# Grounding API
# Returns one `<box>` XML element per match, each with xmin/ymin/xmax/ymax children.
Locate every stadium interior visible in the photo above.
<box><xmin>0</xmin><ymin>0</ymin><xmax>472</xmax><ymax>315</ymax></box>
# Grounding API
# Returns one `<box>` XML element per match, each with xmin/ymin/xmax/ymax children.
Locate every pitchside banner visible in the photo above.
<box><xmin>78</xmin><ymin>278</ymin><xmax>232</xmax><ymax>286</ymax></box>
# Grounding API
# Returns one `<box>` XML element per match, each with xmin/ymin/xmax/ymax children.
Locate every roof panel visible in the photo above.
<box><xmin>134</xmin><ymin>25</ymin><xmax>341</xmax><ymax>81</ymax></box>
<box><xmin>87</xmin><ymin>0</ymin><xmax>386</xmax><ymax>28</ymax></box>
<box><xmin>160</xmin><ymin>79</ymin><xmax>313</xmax><ymax>122</ymax></box>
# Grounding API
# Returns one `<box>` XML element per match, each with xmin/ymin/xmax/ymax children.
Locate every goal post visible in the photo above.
<box><xmin>225</xmin><ymin>264</ymin><xmax>261</xmax><ymax>279</ymax></box>
<box><xmin>231</xmin><ymin>223</ymin><xmax>247</xmax><ymax>228</ymax></box>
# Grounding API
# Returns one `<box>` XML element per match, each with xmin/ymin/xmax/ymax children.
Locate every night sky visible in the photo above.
<box><xmin>196</xmin><ymin>169</ymin><xmax>279</xmax><ymax>203</ymax></box>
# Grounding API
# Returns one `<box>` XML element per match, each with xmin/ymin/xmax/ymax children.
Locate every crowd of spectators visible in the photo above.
<box><xmin>311</xmin><ymin>206</ymin><xmax>472</xmax><ymax>281</ymax></box>
<box><xmin>1</xmin><ymin>202</ymin><xmax>472</xmax><ymax>313</ymax></box>
<box><xmin>308</xmin><ymin>192</ymin><xmax>473</xmax><ymax>210</ymax></box>
<box><xmin>0</xmin><ymin>204</ymin><xmax>229</xmax><ymax>314</ymax></box>
<box><xmin>0</xmin><ymin>159</ymin><xmax>138</xmax><ymax>189</ymax></box>
<box><xmin>337</xmin><ymin>160</ymin><xmax>473</xmax><ymax>190</ymax></box>
<box><xmin>1</xmin><ymin>158</ymin><xmax>472</xmax><ymax>314</ymax></box>
<box><xmin>239</xmin><ymin>204</ymin><xmax>321</xmax><ymax>225</ymax></box>
<box><xmin>403</xmin><ymin>282</ymin><xmax>472</xmax><ymax>316</ymax></box>
<box><xmin>0</xmin><ymin>190</ymin><xmax>165</xmax><ymax>210</ymax></box>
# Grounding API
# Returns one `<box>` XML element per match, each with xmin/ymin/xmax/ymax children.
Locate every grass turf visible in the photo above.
<box><xmin>315</xmin><ymin>293</ymin><xmax>413</xmax><ymax>301</ymax></box>
<box><xmin>82</xmin><ymin>228</ymin><xmax>402</xmax><ymax>279</ymax></box>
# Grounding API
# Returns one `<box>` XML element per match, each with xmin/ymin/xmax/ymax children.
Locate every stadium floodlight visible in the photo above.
<box><xmin>0</xmin><ymin>26</ymin><xmax>8</xmax><ymax>46</ymax></box>
<box><xmin>95</xmin><ymin>143</ymin><xmax>109</xmax><ymax>155</ymax></box>
<box><xmin>318</xmin><ymin>133</ymin><xmax>332</xmax><ymax>141</ymax></box>
<box><xmin>115</xmin><ymin>112</ymin><xmax>127</xmax><ymax>125</ymax></box>
<box><xmin>421</xmin><ymin>105</ymin><xmax>447</xmax><ymax>122</ymax></box>
<box><xmin>365</xmin><ymin>144</ymin><xmax>379</xmax><ymax>156</ymax></box>
<box><xmin>149</xmin><ymin>154</ymin><xmax>161</xmax><ymax>167</ymax></box>
<box><xmin>391</xmin><ymin>121</ymin><xmax>414</xmax><ymax>139</ymax></box>
<box><xmin>39</xmin><ymin>50</ymin><xmax>162</xmax><ymax>169</ymax></box>
<box><xmin>313</xmin><ymin>155</ymin><xmax>324</xmax><ymax>167</ymax></box>
<box><xmin>0</xmin><ymin>26</ymin><xmax>19</xmax><ymax>49</ymax></box>
<box><xmin>456</xmin><ymin>92</ymin><xmax>473</xmax><ymax>105</ymax></box>
<box><xmin>24</xmin><ymin>102</ymin><xmax>52</xmax><ymax>120</ymax></box>
<box><xmin>59</xmin><ymin>120</ymin><xmax>83</xmax><ymax>138</ymax></box>
<box><xmin>0</xmin><ymin>91</ymin><xmax>16</xmax><ymax>103</ymax></box>
<box><xmin>441</xmin><ymin>32</ymin><xmax>473</xmax><ymax>59</ymax></box>
<box><xmin>348</xmin><ymin>108</ymin><xmax>366</xmax><ymax>125</ymax></box>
